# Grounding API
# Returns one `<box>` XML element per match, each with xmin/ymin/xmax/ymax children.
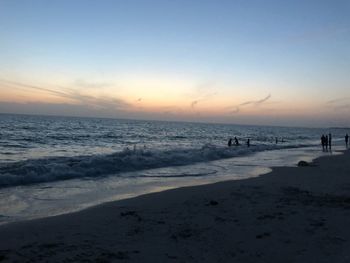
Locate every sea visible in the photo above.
<box><xmin>0</xmin><ymin>113</ymin><xmax>348</xmax><ymax>224</ymax></box>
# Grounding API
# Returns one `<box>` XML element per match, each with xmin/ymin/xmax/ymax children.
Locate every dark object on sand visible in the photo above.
<box><xmin>209</xmin><ymin>200</ymin><xmax>219</xmax><ymax>206</ymax></box>
<box><xmin>297</xmin><ymin>161</ymin><xmax>309</xmax><ymax>167</ymax></box>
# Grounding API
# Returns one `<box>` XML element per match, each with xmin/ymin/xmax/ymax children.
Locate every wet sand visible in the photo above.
<box><xmin>0</xmin><ymin>150</ymin><xmax>350</xmax><ymax>262</ymax></box>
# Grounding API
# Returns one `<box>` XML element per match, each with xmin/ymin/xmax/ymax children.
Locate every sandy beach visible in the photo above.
<box><xmin>0</xmin><ymin>150</ymin><xmax>350</xmax><ymax>262</ymax></box>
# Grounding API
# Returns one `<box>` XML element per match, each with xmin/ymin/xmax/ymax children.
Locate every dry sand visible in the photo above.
<box><xmin>1</xmin><ymin>150</ymin><xmax>350</xmax><ymax>262</ymax></box>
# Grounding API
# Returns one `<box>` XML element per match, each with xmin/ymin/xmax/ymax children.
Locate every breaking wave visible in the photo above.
<box><xmin>0</xmin><ymin>143</ymin><xmax>309</xmax><ymax>188</ymax></box>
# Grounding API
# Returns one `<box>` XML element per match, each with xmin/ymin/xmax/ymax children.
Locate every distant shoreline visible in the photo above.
<box><xmin>0</xmin><ymin>112</ymin><xmax>337</xmax><ymax>129</ymax></box>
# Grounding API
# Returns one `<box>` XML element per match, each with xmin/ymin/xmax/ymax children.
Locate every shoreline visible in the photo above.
<box><xmin>0</xmin><ymin>145</ymin><xmax>332</xmax><ymax>225</ymax></box>
<box><xmin>0</xmin><ymin>150</ymin><xmax>350</xmax><ymax>262</ymax></box>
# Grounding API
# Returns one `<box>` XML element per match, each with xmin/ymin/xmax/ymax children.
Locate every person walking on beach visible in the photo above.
<box><xmin>328</xmin><ymin>133</ymin><xmax>332</xmax><ymax>149</ymax></box>
<box><xmin>325</xmin><ymin>135</ymin><xmax>329</xmax><ymax>151</ymax></box>
<box><xmin>345</xmin><ymin>134</ymin><xmax>349</xmax><ymax>148</ymax></box>
<box><xmin>234</xmin><ymin>137</ymin><xmax>239</xmax><ymax>146</ymax></box>
<box><xmin>228</xmin><ymin>138</ymin><xmax>232</xmax><ymax>147</ymax></box>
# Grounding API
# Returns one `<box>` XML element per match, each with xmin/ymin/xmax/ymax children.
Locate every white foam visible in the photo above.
<box><xmin>0</xmin><ymin>143</ymin><xmax>310</xmax><ymax>187</ymax></box>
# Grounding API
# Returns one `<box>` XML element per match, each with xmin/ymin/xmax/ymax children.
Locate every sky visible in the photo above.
<box><xmin>0</xmin><ymin>0</ymin><xmax>349</xmax><ymax>127</ymax></box>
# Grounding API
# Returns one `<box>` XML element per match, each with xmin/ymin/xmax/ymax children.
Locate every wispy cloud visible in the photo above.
<box><xmin>0</xmin><ymin>79</ymin><xmax>71</xmax><ymax>99</ymax></box>
<box><xmin>0</xmin><ymin>79</ymin><xmax>130</xmax><ymax>111</ymax></box>
<box><xmin>327</xmin><ymin>97</ymin><xmax>350</xmax><ymax>105</ymax></box>
<box><xmin>326</xmin><ymin>97</ymin><xmax>350</xmax><ymax>111</ymax></box>
<box><xmin>239</xmin><ymin>94</ymin><xmax>271</xmax><ymax>107</ymax></box>
<box><xmin>187</xmin><ymin>81</ymin><xmax>217</xmax><ymax>111</ymax></box>
<box><xmin>190</xmin><ymin>91</ymin><xmax>217</xmax><ymax>110</ymax></box>
<box><xmin>229</xmin><ymin>107</ymin><xmax>240</xmax><ymax>114</ymax></box>
<box><xmin>254</xmin><ymin>94</ymin><xmax>271</xmax><ymax>105</ymax></box>
<box><xmin>228</xmin><ymin>94</ymin><xmax>271</xmax><ymax>114</ymax></box>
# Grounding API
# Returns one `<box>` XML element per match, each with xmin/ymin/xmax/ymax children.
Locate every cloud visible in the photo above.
<box><xmin>0</xmin><ymin>79</ymin><xmax>130</xmax><ymax>111</ymax></box>
<box><xmin>334</xmin><ymin>104</ymin><xmax>350</xmax><ymax>110</ymax></box>
<box><xmin>238</xmin><ymin>94</ymin><xmax>271</xmax><ymax>107</ymax></box>
<box><xmin>0</xmin><ymin>79</ymin><xmax>71</xmax><ymax>99</ymax></box>
<box><xmin>326</xmin><ymin>97</ymin><xmax>350</xmax><ymax>112</ymax></box>
<box><xmin>228</xmin><ymin>94</ymin><xmax>271</xmax><ymax>114</ymax></box>
<box><xmin>187</xmin><ymin>81</ymin><xmax>217</xmax><ymax>111</ymax></box>
<box><xmin>254</xmin><ymin>94</ymin><xmax>271</xmax><ymax>105</ymax></box>
<box><xmin>229</xmin><ymin>107</ymin><xmax>240</xmax><ymax>114</ymax></box>
<box><xmin>190</xmin><ymin>92</ymin><xmax>217</xmax><ymax>110</ymax></box>
<box><xmin>190</xmin><ymin>100</ymin><xmax>198</xmax><ymax>109</ymax></box>
<box><xmin>326</xmin><ymin>97</ymin><xmax>350</xmax><ymax>105</ymax></box>
<box><xmin>65</xmin><ymin>90</ymin><xmax>130</xmax><ymax>110</ymax></box>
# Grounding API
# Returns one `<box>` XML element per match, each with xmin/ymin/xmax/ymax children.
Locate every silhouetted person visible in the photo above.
<box><xmin>275</xmin><ymin>137</ymin><xmax>278</xmax><ymax>144</ymax></box>
<box><xmin>321</xmin><ymin>134</ymin><xmax>325</xmax><ymax>151</ymax></box>
<box><xmin>328</xmin><ymin>133</ymin><xmax>332</xmax><ymax>149</ymax></box>
<box><xmin>228</xmin><ymin>138</ymin><xmax>232</xmax><ymax>147</ymax></box>
<box><xmin>325</xmin><ymin>135</ymin><xmax>329</xmax><ymax>151</ymax></box>
<box><xmin>246</xmin><ymin>138</ymin><xmax>250</xmax><ymax>147</ymax></box>
<box><xmin>346</xmin><ymin>134</ymin><xmax>349</xmax><ymax>148</ymax></box>
<box><xmin>234</xmin><ymin>137</ymin><xmax>239</xmax><ymax>146</ymax></box>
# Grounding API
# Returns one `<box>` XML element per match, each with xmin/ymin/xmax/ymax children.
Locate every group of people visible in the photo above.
<box><xmin>228</xmin><ymin>137</ymin><xmax>250</xmax><ymax>147</ymax></box>
<box><xmin>320</xmin><ymin>133</ymin><xmax>332</xmax><ymax>151</ymax></box>
<box><xmin>227</xmin><ymin>136</ymin><xmax>285</xmax><ymax>148</ymax></box>
<box><xmin>228</xmin><ymin>133</ymin><xmax>350</xmax><ymax>150</ymax></box>
<box><xmin>320</xmin><ymin>133</ymin><xmax>350</xmax><ymax>151</ymax></box>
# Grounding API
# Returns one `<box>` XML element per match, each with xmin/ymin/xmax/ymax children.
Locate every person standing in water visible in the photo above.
<box><xmin>228</xmin><ymin>138</ymin><xmax>232</xmax><ymax>147</ymax></box>
<box><xmin>328</xmin><ymin>133</ymin><xmax>332</xmax><ymax>149</ymax></box>
<box><xmin>321</xmin><ymin>134</ymin><xmax>325</xmax><ymax>151</ymax></box>
<box><xmin>345</xmin><ymin>134</ymin><xmax>349</xmax><ymax>148</ymax></box>
<box><xmin>246</xmin><ymin>138</ymin><xmax>250</xmax><ymax>147</ymax></box>
<box><xmin>234</xmin><ymin>137</ymin><xmax>239</xmax><ymax>146</ymax></box>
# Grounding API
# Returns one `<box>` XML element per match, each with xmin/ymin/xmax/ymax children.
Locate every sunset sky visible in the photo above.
<box><xmin>0</xmin><ymin>0</ymin><xmax>349</xmax><ymax>127</ymax></box>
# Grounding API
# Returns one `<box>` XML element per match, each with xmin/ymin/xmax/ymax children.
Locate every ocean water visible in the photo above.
<box><xmin>0</xmin><ymin>113</ymin><xmax>348</xmax><ymax>223</ymax></box>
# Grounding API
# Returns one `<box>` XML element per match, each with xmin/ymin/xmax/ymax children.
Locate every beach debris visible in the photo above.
<box><xmin>206</xmin><ymin>200</ymin><xmax>219</xmax><ymax>206</ymax></box>
<box><xmin>297</xmin><ymin>160</ymin><xmax>309</xmax><ymax>167</ymax></box>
